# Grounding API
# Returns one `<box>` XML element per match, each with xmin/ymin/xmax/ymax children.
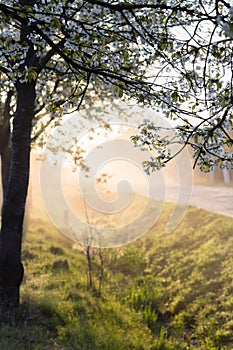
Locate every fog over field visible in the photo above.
<box><xmin>19</xmin><ymin>153</ymin><xmax>232</xmax><ymax>245</ymax></box>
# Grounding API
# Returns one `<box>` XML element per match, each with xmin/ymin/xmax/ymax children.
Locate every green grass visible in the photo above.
<box><xmin>119</xmin><ymin>205</ymin><xmax>233</xmax><ymax>349</ymax></box>
<box><xmin>1</xmin><ymin>204</ymin><xmax>233</xmax><ymax>349</ymax></box>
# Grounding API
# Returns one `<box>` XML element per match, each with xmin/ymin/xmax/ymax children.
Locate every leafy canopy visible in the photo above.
<box><xmin>0</xmin><ymin>0</ymin><xmax>232</xmax><ymax>171</ymax></box>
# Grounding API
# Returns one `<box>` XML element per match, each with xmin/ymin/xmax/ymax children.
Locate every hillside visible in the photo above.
<box><xmin>1</xmin><ymin>204</ymin><xmax>233</xmax><ymax>349</ymax></box>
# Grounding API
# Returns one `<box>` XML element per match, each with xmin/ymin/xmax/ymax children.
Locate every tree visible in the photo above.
<box><xmin>0</xmin><ymin>0</ymin><xmax>232</xmax><ymax>311</ymax></box>
<box><xmin>129</xmin><ymin>0</ymin><xmax>233</xmax><ymax>173</ymax></box>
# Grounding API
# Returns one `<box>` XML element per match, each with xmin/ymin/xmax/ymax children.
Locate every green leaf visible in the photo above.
<box><xmin>171</xmin><ymin>91</ymin><xmax>179</xmax><ymax>102</ymax></box>
<box><xmin>118</xmin><ymin>88</ymin><xmax>123</xmax><ymax>98</ymax></box>
<box><xmin>50</xmin><ymin>18</ymin><xmax>61</xmax><ymax>29</ymax></box>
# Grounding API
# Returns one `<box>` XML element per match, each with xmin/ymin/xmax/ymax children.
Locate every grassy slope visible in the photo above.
<box><xmin>123</xmin><ymin>205</ymin><xmax>233</xmax><ymax>349</ymax></box>
<box><xmin>1</xmin><ymin>204</ymin><xmax>233</xmax><ymax>349</ymax></box>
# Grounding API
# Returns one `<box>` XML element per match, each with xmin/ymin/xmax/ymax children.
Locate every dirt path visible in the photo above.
<box><xmin>166</xmin><ymin>185</ymin><xmax>233</xmax><ymax>218</ymax></box>
<box><xmin>189</xmin><ymin>185</ymin><xmax>233</xmax><ymax>218</ymax></box>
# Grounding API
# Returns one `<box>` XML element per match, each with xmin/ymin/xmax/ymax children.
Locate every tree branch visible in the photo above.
<box><xmin>83</xmin><ymin>0</ymin><xmax>200</xmax><ymax>16</ymax></box>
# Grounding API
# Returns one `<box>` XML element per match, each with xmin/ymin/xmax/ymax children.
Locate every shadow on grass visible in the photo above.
<box><xmin>0</xmin><ymin>295</ymin><xmax>130</xmax><ymax>350</ymax></box>
<box><xmin>0</xmin><ymin>299</ymin><xmax>66</xmax><ymax>350</ymax></box>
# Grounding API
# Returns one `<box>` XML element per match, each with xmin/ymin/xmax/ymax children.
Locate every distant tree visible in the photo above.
<box><xmin>0</xmin><ymin>0</ymin><xmax>232</xmax><ymax>311</ymax></box>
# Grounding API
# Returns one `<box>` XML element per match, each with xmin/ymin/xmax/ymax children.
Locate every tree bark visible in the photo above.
<box><xmin>0</xmin><ymin>90</ymin><xmax>14</xmax><ymax>203</ymax></box>
<box><xmin>0</xmin><ymin>82</ymin><xmax>35</xmax><ymax>311</ymax></box>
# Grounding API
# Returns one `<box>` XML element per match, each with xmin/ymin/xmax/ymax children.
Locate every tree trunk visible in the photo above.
<box><xmin>0</xmin><ymin>90</ymin><xmax>14</xmax><ymax>203</ymax></box>
<box><xmin>0</xmin><ymin>82</ymin><xmax>35</xmax><ymax>311</ymax></box>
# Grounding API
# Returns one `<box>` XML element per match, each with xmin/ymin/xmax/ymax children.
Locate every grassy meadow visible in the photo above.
<box><xmin>0</xmin><ymin>201</ymin><xmax>233</xmax><ymax>349</ymax></box>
